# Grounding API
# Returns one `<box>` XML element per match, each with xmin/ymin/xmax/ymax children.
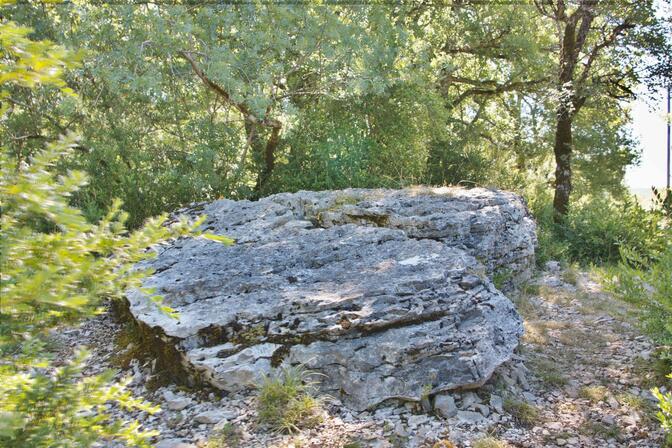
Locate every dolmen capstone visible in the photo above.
<box><xmin>126</xmin><ymin>187</ymin><xmax>536</xmax><ymax>411</ymax></box>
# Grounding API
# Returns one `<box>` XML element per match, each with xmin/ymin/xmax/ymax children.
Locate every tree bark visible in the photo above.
<box><xmin>549</xmin><ymin>1</ymin><xmax>596</xmax><ymax>219</ymax></box>
<box><xmin>553</xmin><ymin>106</ymin><xmax>573</xmax><ymax>219</ymax></box>
<box><xmin>253</xmin><ymin>121</ymin><xmax>281</xmax><ymax>195</ymax></box>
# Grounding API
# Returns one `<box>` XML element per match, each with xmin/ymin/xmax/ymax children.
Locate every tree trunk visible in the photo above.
<box><xmin>553</xmin><ymin>106</ymin><xmax>573</xmax><ymax>220</ymax></box>
<box><xmin>254</xmin><ymin>123</ymin><xmax>281</xmax><ymax>195</ymax></box>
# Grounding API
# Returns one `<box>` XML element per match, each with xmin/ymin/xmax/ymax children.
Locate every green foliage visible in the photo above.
<box><xmin>0</xmin><ymin>134</ymin><xmax>198</xmax><ymax>337</ymax></box>
<box><xmin>5</xmin><ymin>1</ymin><xmax>665</xmax><ymax>226</ymax></box>
<box><xmin>502</xmin><ymin>398</ymin><xmax>539</xmax><ymax>427</ymax></box>
<box><xmin>472</xmin><ymin>437</ymin><xmax>510</xmax><ymax>448</ymax></box>
<box><xmin>652</xmin><ymin>187</ymin><xmax>672</xmax><ymax>219</ymax></box>
<box><xmin>205</xmin><ymin>423</ymin><xmax>243</xmax><ymax>448</ymax></box>
<box><xmin>0</xmin><ymin>20</ymin><xmax>80</xmax><ymax>103</ymax></box>
<box><xmin>599</xmin><ymin>194</ymin><xmax>672</xmax><ymax>441</ymax></box>
<box><xmin>653</xmin><ymin>374</ymin><xmax>672</xmax><ymax>444</ymax></box>
<box><xmin>605</xmin><ymin>245</ymin><xmax>672</xmax><ymax>345</ymax></box>
<box><xmin>535</xmin><ymin>195</ymin><xmax>669</xmax><ymax>266</ymax></box>
<box><xmin>0</xmin><ymin>350</ymin><xmax>159</xmax><ymax>447</ymax></box>
<box><xmin>256</xmin><ymin>365</ymin><xmax>323</xmax><ymax>434</ymax></box>
<box><xmin>0</xmin><ymin>21</ymin><xmax>202</xmax><ymax>447</ymax></box>
<box><xmin>0</xmin><ymin>133</ymin><xmax>197</xmax><ymax>447</ymax></box>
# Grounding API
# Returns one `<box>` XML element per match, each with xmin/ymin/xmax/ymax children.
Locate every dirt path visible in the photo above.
<box><xmin>53</xmin><ymin>265</ymin><xmax>668</xmax><ymax>447</ymax></box>
<box><xmin>493</xmin><ymin>264</ymin><xmax>667</xmax><ymax>448</ymax></box>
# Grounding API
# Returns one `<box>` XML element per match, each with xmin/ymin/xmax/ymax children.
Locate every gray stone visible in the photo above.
<box><xmin>127</xmin><ymin>187</ymin><xmax>535</xmax><ymax>411</ymax></box>
<box><xmin>545</xmin><ymin>260</ymin><xmax>561</xmax><ymax>272</ymax></box>
<box><xmin>602</xmin><ymin>414</ymin><xmax>616</xmax><ymax>425</ymax></box>
<box><xmin>460</xmin><ymin>391</ymin><xmax>481</xmax><ymax>409</ymax></box>
<box><xmin>162</xmin><ymin>391</ymin><xmax>192</xmax><ymax>411</ymax></box>
<box><xmin>473</xmin><ymin>403</ymin><xmax>490</xmax><ymax>417</ymax></box>
<box><xmin>407</xmin><ymin>414</ymin><xmax>429</xmax><ymax>427</ymax></box>
<box><xmin>456</xmin><ymin>410</ymin><xmax>486</xmax><ymax>425</ymax></box>
<box><xmin>490</xmin><ymin>394</ymin><xmax>504</xmax><ymax>414</ymax></box>
<box><xmin>155</xmin><ymin>439</ymin><xmax>195</xmax><ymax>448</ymax></box>
<box><xmin>194</xmin><ymin>410</ymin><xmax>228</xmax><ymax>424</ymax></box>
<box><xmin>434</xmin><ymin>394</ymin><xmax>458</xmax><ymax>418</ymax></box>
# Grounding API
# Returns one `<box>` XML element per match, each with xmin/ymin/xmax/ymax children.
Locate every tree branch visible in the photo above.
<box><xmin>441</xmin><ymin>75</ymin><xmax>548</xmax><ymax>107</ymax></box>
<box><xmin>180</xmin><ymin>50</ymin><xmax>254</xmax><ymax>121</ymax></box>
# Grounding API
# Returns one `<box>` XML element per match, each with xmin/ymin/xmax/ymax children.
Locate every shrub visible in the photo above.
<box><xmin>606</xmin><ymin>245</ymin><xmax>672</xmax><ymax>346</ymax></box>
<box><xmin>578</xmin><ymin>385</ymin><xmax>609</xmax><ymax>403</ymax></box>
<box><xmin>0</xmin><ymin>22</ymin><xmax>202</xmax><ymax>447</ymax></box>
<box><xmin>256</xmin><ymin>365</ymin><xmax>323</xmax><ymax>433</ymax></box>
<box><xmin>536</xmin><ymin>195</ymin><xmax>668</xmax><ymax>266</ymax></box>
<box><xmin>0</xmin><ymin>134</ymin><xmax>199</xmax><ymax>447</ymax></box>
<box><xmin>653</xmin><ymin>374</ymin><xmax>672</xmax><ymax>445</ymax></box>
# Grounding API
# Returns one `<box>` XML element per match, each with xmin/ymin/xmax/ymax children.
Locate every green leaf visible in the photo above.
<box><xmin>201</xmin><ymin>233</ymin><xmax>235</xmax><ymax>245</ymax></box>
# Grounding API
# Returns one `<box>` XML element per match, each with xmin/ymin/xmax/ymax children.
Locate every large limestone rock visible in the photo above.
<box><xmin>127</xmin><ymin>187</ymin><xmax>536</xmax><ymax>411</ymax></box>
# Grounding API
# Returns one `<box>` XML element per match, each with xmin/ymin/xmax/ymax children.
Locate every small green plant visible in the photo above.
<box><xmin>256</xmin><ymin>365</ymin><xmax>323</xmax><ymax>433</ymax></box>
<box><xmin>502</xmin><ymin>398</ymin><xmax>539</xmax><ymax>427</ymax></box>
<box><xmin>205</xmin><ymin>423</ymin><xmax>243</xmax><ymax>448</ymax></box>
<box><xmin>578</xmin><ymin>385</ymin><xmax>609</xmax><ymax>403</ymax></box>
<box><xmin>617</xmin><ymin>392</ymin><xmax>654</xmax><ymax>415</ymax></box>
<box><xmin>653</xmin><ymin>373</ymin><xmax>672</xmax><ymax>444</ymax></box>
<box><xmin>529</xmin><ymin>358</ymin><xmax>568</xmax><ymax>387</ymax></box>
<box><xmin>343</xmin><ymin>440</ymin><xmax>365</xmax><ymax>448</ymax></box>
<box><xmin>492</xmin><ymin>268</ymin><xmax>513</xmax><ymax>290</ymax></box>
<box><xmin>579</xmin><ymin>420</ymin><xmax>620</xmax><ymax>439</ymax></box>
<box><xmin>561</xmin><ymin>263</ymin><xmax>579</xmax><ymax>286</ymax></box>
<box><xmin>473</xmin><ymin>436</ymin><xmax>511</xmax><ymax>448</ymax></box>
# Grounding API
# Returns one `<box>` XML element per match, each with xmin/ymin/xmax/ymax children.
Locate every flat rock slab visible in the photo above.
<box><xmin>127</xmin><ymin>187</ymin><xmax>535</xmax><ymax>410</ymax></box>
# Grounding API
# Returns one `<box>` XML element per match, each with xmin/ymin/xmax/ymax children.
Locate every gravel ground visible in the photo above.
<box><xmin>53</xmin><ymin>264</ymin><xmax>669</xmax><ymax>447</ymax></box>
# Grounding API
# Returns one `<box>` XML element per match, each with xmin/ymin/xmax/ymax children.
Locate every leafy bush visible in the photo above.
<box><xmin>256</xmin><ymin>365</ymin><xmax>323</xmax><ymax>433</ymax></box>
<box><xmin>653</xmin><ymin>374</ymin><xmax>672</xmax><ymax>445</ymax></box>
<box><xmin>606</xmin><ymin>244</ymin><xmax>672</xmax><ymax>346</ymax></box>
<box><xmin>0</xmin><ymin>350</ymin><xmax>159</xmax><ymax>447</ymax></box>
<box><xmin>0</xmin><ymin>134</ymin><xmax>198</xmax><ymax>447</ymax></box>
<box><xmin>535</xmin><ymin>195</ymin><xmax>668</xmax><ymax>266</ymax></box>
<box><xmin>0</xmin><ymin>21</ymin><xmax>200</xmax><ymax>447</ymax></box>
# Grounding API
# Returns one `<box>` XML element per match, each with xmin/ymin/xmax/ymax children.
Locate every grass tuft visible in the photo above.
<box><xmin>503</xmin><ymin>398</ymin><xmax>540</xmax><ymax>427</ymax></box>
<box><xmin>578</xmin><ymin>385</ymin><xmax>609</xmax><ymax>403</ymax></box>
<box><xmin>579</xmin><ymin>420</ymin><xmax>620</xmax><ymax>439</ymax></box>
<box><xmin>473</xmin><ymin>436</ymin><xmax>511</xmax><ymax>448</ymax></box>
<box><xmin>205</xmin><ymin>423</ymin><xmax>242</xmax><ymax>448</ymax></box>
<box><xmin>529</xmin><ymin>358</ymin><xmax>568</xmax><ymax>387</ymax></box>
<box><xmin>561</xmin><ymin>264</ymin><xmax>579</xmax><ymax>286</ymax></box>
<box><xmin>256</xmin><ymin>364</ymin><xmax>323</xmax><ymax>433</ymax></box>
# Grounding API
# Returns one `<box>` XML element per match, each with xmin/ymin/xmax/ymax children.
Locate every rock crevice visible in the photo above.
<box><xmin>127</xmin><ymin>187</ymin><xmax>536</xmax><ymax>410</ymax></box>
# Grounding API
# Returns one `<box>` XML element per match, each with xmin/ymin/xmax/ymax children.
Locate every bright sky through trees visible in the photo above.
<box><xmin>626</xmin><ymin>0</ymin><xmax>671</xmax><ymax>190</ymax></box>
<box><xmin>627</xmin><ymin>86</ymin><xmax>669</xmax><ymax>189</ymax></box>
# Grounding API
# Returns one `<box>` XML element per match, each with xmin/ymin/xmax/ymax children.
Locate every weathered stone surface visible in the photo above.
<box><xmin>127</xmin><ymin>187</ymin><xmax>535</xmax><ymax>411</ymax></box>
<box><xmin>434</xmin><ymin>394</ymin><xmax>458</xmax><ymax>418</ymax></box>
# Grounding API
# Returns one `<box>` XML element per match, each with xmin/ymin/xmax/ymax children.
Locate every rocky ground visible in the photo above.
<box><xmin>53</xmin><ymin>264</ymin><xmax>669</xmax><ymax>448</ymax></box>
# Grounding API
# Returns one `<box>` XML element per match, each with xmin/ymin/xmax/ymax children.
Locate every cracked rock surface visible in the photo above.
<box><xmin>126</xmin><ymin>187</ymin><xmax>536</xmax><ymax>411</ymax></box>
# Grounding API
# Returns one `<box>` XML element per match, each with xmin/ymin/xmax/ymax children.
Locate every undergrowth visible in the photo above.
<box><xmin>256</xmin><ymin>365</ymin><xmax>324</xmax><ymax>433</ymax></box>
